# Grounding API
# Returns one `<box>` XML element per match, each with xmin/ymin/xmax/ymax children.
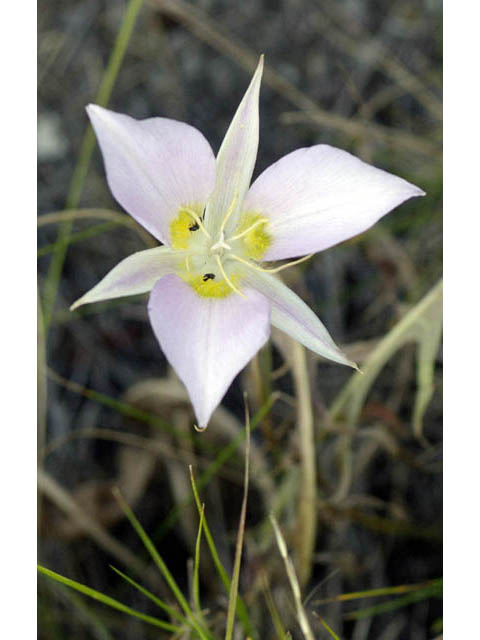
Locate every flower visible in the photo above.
<box><xmin>71</xmin><ymin>56</ymin><xmax>424</xmax><ymax>430</ymax></box>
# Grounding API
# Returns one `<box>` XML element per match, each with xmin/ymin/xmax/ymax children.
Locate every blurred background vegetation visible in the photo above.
<box><xmin>38</xmin><ymin>0</ymin><xmax>442</xmax><ymax>638</ymax></box>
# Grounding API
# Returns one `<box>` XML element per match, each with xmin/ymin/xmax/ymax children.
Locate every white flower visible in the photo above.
<box><xmin>72</xmin><ymin>57</ymin><xmax>424</xmax><ymax>429</ymax></box>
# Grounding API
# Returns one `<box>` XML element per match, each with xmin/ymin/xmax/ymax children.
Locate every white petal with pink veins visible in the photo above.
<box><xmin>204</xmin><ymin>57</ymin><xmax>264</xmax><ymax>235</ymax></box>
<box><xmin>243</xmin><ymin>269</ymin><xmax>355</xmax><ymax>368</ymax></box>
<box><xmin>87</xmin><ymin>105</ymin><xmax>216</xmax><ymax>244</ymax></box>
<box><xmin>148</xmin><ymin>274</ymin><xmax>271</xmax><ymax>429</ymax></box>
<box><xmin>245</xmin><ymin>145</ymin><xmax>425</xmax><ymax>260</ymax></box>
<box><xmin>71</xmin><ymin>246</ymin><xmax>178</xmax><ymax>310</ymax></box>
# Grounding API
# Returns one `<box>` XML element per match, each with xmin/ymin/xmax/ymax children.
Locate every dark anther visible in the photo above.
<box><xmin>189</xmin><ymin>222</ymin><xmax>199</xmax><ymax>232</ymax></box>
<box><xmin>203</xmin><ymin>273</ymin><xmax>215</xmax><ymax>282</ymax></box>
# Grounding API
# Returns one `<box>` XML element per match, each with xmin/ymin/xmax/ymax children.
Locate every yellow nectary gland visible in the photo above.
<box><xmin>171</xmin><ymin>206</ymin><xmax>270</xmax><ymax>298</ymax></box>
<box><xmin>235</xmin><ymin>212</ymin><xmax>272</xmax><ymax>260</ymax></box>
<box><xmin>183</xmin><ymin>273</ymin><xmax>241</xmax><ymax>298</ymax></box>
<box><xmin>170</xmin><ymin>207</ymin><xmax>202</xmax><ymax>250</ymax></box>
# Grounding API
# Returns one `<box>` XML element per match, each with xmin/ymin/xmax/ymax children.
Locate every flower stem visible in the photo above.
<box><xmin>290</xmin><ymin>339</ymin><xmax>316</xmax><ymax>588</ymax></box>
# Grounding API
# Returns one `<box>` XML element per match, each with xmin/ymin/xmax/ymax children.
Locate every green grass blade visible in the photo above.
<box><xmin>315</xmin><ymin>579</ymin><xmax>441</xmax><ymax>605</ymax></box>
<box><xmin>109</xmin><ymin>565</ymin><xmax>187</xmax><ymax>625</ymax></box>
<box><xmin>193</xmin><ymin>504</ymin><xmax>205</xmax><ymax>614</ymax></box>
<box><xmin>47</xmin><ymin>368</ymin><xmax>175</xmax><ymax>434</ymax></box>
<box><xmin>42</xmin><ymin>0</ymin><xmax>145</xmax><ymax>331</ymax></box>
<box><xmin>190</xmin><ymin>467</ymin><xmax>229</xmax><ymax>590</ymax></box>
<box><xmin>314</xmin><ymin>615</ymin><xmax>342</xmax><ymax>640</ymax></box>
<box><xmin>57</xmin><ymin>587</ymin><xmax>115</xmax><ymax>640</ymax></box>
<box><xmin>270</xmin><ymin>515</ymin><xmax>315</xmax><ymax>640</ymax></box>
<box><xmin>344</xmin><ymin>579</ymin><xmax>443</xmax><ymax>621</ymax></box>
<box><xmin>38</xmin><ymin>565</ymin><xmax>179</xmax><ymax>633</ymax></box>
<box><xmin>225</xmin><ymin>399</ymin><xmax>251</xmax><ymax>640</ymax></box>
<box><xmin>159</xmin><ymin>393</ymin><xmax>277</xmax><ymax>537</ymax></box>
<box><xmin>38</xmin><ymin>222</ymin><xmax>120</xmax><ymax>257</ymax></box>
<box><xmin>261</xmin><ymin>574</ymin><xmax>289</xmax><ymax>640</ymax></box>
<box><xmin>189</xmin><ymin>469</ymin><xmax>253</xmax><ymax>638</ymax></box>
<box><xmin>112</xmin><ymin>489</ymin><xmax>212</xmax><ymax>640</ymax></box>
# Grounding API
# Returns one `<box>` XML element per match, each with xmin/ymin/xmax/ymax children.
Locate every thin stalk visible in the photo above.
<box><xmin>291</xmin><ymin>340</ymin><xmax>316</xmax><ymax>588</ymax></box>
<box><xmin>193</xmin><ymin>504</ymin><xmax>205</xmax><ymax>615</ymax></box>
<box><xmin>42</xmin><ymin>0</ymin><xmax>145</xmax><ymax>330</ymax></box>
<box><xmin>225</xmin><ymin>397</ymin><xmax>251</xmax><ymax>640</ymax></box>
<box><xmin>270</xmin><ymin>515</ymin><xmax>315</xmax><ymax>640</ymax></box>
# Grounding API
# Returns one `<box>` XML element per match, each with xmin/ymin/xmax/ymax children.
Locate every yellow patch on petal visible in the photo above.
<box><xmin>183</xmin><ymin>273</ymin><xmax>241</xmax><ymax>298</ymax></box>
<box><xmin>236</xmin><ymin>212</ymin><xmax>272</xmax><ymax>260</ymax></box>
<box><xmin>170</xmin><ymin>206</ymin><xmax>203</xmax><ymax>250</ymax></box>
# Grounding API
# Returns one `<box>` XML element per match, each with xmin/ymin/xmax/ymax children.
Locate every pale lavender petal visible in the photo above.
<box><xmin>148</xmin><ymin>274</ymin><xmax>270</xmax><ymax>429</ymax></box>
<box><xmin>242</xmin><ymin>269</ymin><xmax>355</xmax><ymax>368</ymax></box>
<box><xmin>204</xmin><ymin>57</ymin><xmax>264</xmax><ymax>235</ymax></box>
<box><xmin>71</xmin><ymin>247</ymin><xmax>178</xmax><ymax>310</ymax></box>
<box><xmin>244</xmin><ymin>145</ymin><xmax>425</xmax><ymax>260</ymax></box>
<box><xmin>87</xmin><ymin>105</ymin><xmax>216</xmax><ymax>244</ymax></box>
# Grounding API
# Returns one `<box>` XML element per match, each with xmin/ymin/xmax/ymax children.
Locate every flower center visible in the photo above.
<box><xmin>169</xmin><ymin>204</ymin><xmax>272</xmax><ymax>299</ymax></box>
<box><xmin>209</xmin><ymin>231</ymin><xmax>231</xmax><ymax>254</ymax></box>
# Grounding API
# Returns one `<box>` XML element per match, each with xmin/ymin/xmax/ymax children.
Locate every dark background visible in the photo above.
<box><xmin>38</xmin><ymin>0</ymin><xmax>442</xmax><ymax>638</ymax></box>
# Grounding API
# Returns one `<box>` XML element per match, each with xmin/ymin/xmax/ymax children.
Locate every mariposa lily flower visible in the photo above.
<box><xmin>72</xmin><ymin>56</ymin><xmax>424</xmax><ymax>430</ymax></box>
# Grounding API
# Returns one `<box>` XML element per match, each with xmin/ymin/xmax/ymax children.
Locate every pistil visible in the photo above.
<box><xmin>210</xmin><ymin>231</ymin><xmax>232</xmax><ymax>253</ymax></box>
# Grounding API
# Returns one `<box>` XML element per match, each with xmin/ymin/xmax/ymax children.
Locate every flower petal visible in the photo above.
<box><xmin>148</xmin><ymin>274</ymin><xmax>270</xmax><ymax>429</ymax></box>
<box><xmin>242</xmin><ymin>269</ymin><xmax>355</xmax><ymax>368</ymax></box>
<box><xmin>71</xmin><ymin>247</ymin><xmax>178</xmax><ymax>310</ymax></box>
<box><xmin>87</xmin><ymin>105</ymin><xmax>216</xmax><ymax>244</ymax></box>
<box><xmin>244</xmin><ymin>145</ymin><xmax>425</xmax><ymax>260</ymax></box>
<box><xmin>204</xmin><ymin>57</ymin><xmax>264</xmax><ymax>235</ymax></box>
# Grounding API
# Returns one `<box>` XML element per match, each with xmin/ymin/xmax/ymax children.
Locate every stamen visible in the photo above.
<box><xmin>219</xmin><ymin>192</ymin><xmax>239</xmax><ymax>234</ymax></box>
<box><xmin>230</xmin><ymin>253</ymin><xmax>314</xmax><ymax>274</ymax></box>
<box><xmin>265</xmin><ymin>253</ymin><xmax>314</xmax><ymax>274</ymax></box>
<box><xmin>185</xmin><ymin>255</ymin><xmax>191</xmax><ymax>271</ymax></box>
<box><xmin>228</xmin><ymin>217</ymin><xmax>269</xmax><ymax>242</ymax></box>
<box><xmin>215</xmin><ymin>255</ymin><xmax>246</xmax><ymax>298</ymax></box>
<box><xmin>182</xmin><ymin>207</ymin><xmax>211</xmax><ymax>239</ymax></box>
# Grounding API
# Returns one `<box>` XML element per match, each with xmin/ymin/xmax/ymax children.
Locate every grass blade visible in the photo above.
<box><xmin>47</xmin><ymin>368</ymin><xmax>174</xmax><ymax>434</ymax></box>
<box><xmin>42</xmin><ymin>0</ymin><xmax>145</xmax><ymax>330</ymax></box>
<box><xmin>109</xmin><ymin>565</ymin><xmax>187</xmax><ymax>625</ymax></box>
<box><xmin>38</xmin><ymin>207</ymin><xmax>155</xmax><ymax>248</ymax></box>
<box><xmin>225</xmin><ymin>396</ymin><xmax>251</xmax><ymax>640</ymax></box>
<box><xmin>261</xmin><ymin>572</ymin><xmax>289</xmax><ymax>640</ymax></box>
<box><xmin>38</xmin><ymin>222</ymin><xmax>120</xmax><ymax>257</ymax></box>
<box><xmin>54</xmin><ymin>587</ymin><xmax>115</xmax><ymax>640</ymax></box>
<box><xmin>193</xmin><ymin>504</ymin><xmax>205</xmax><ymax>614</ymax></box>
<box><xmin>38</xmin><ymin>565</ymin><xmax>179</xmax><ymax>633</ymax></box>
<box><xmin>290</xmin><ymin>339</ymin><xmax>316</xmax><ymax>588</ymax></box>
<box><xmin>314</xmin><ymin>579</ymin><xmax>441</xmax><ymax>605</ymax></box>
<box><xmin>189</xmin><ymin>470</ymin><xmax>253</xmax><ymax>637</ymax></box>
<box><xmin>313</xmin><ymin>613</ymin><xmax>342</xmax><ymax>640</ymax></box>
<box><xmin>344</xmin><ymin>580</ymin><xmax>442</xmax><ymax>621</ymax></box>
<box><xmin>270</xmin><ymin>515</ymin><xmax>315</xmax><ymax>640</ymax></box>
<box><xmin>112</xmin><ymin>488</ymin><xmax>212</xmax><ymax>640</ymax></box>
<box><xmin>160</xmin><ymin>393</ymin><xmax>277</xmax><ymax>537</ymax></box>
